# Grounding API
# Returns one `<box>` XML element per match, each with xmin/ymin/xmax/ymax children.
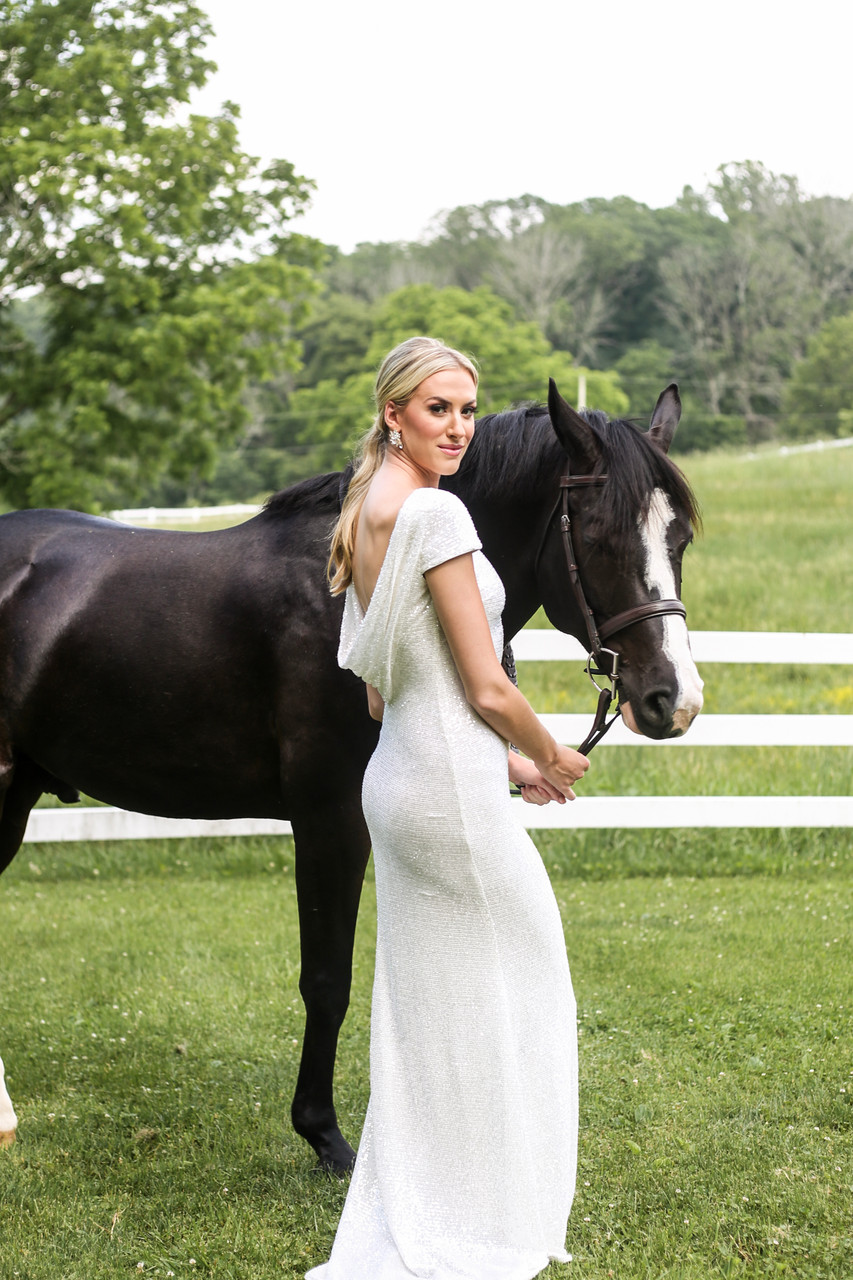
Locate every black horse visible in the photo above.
<box><xmin>0</xmin><ymin>382</ymin><xmax>702</xmax><ymax>1170</ymax></box>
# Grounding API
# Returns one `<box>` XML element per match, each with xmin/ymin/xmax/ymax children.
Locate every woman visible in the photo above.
<box><xmin>310</xmin><ymin>337</ymin><xmax>588</xmax><ymax>1279</ymax></box>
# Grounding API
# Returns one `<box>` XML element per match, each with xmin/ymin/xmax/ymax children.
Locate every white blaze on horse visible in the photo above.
<box><xmin>621</xmin><ymin>488</ymin><xmax>704</xmax><ymax>737</ymax></box>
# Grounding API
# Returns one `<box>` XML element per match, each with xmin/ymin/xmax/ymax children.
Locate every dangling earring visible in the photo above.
<box><xmin>388</xmin><ymin>427</ymin><xmax>403</xmax><ymax>451</ymax></box>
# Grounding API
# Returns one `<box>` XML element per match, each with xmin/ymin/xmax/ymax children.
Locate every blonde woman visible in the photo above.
<box><xmin>310</xmin><ymin>337</ymin><xmax>588</xmax><ymax>1279</ymax></box>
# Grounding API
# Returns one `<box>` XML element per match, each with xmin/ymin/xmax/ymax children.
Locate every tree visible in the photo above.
<box><xmin>777</xmin><ymin>195</ymin><xmax>853</xmax><ymax>316</ymax></box>
<box><xmin>0</xmin><ymin>0</ymin><xmax>320</xmax><ymax>510</ymax></box>
<box><xmin>658</xmin><ymin>224</ymin><xmax>815</xmax><ymax>441</ymax></box>
<box><xmin>286</xmin><ymin>285</ymin><xmax>627</xmax><ymax>471</ymax></box>
<box><xmin>708</xmin><ymin>159</ymin><xmax>803</xmax><ymax>222</ymax></box>
<box><xmin>486</xmin><ymin>224</ymin><xmax>611</xmax><ymax>361</ymax></box>
<box><xmin>294</xmin><ymin>293</ymin><xmax>376</xmax><ymax>389</ymax></box>
<box><xmin>363</xmin><ymin>285</ymin><xmax>625</xmax><ymax>415</ymax></box>
<box><xmin>781</xmin><ymin>311</ymin><xmax>853</xmax><ymax>439</ymax></box>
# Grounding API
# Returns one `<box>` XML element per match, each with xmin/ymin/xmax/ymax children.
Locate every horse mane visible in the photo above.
<box><xmin>258</xmin><ymin>402</ymin><xmax>700</xmax><ymax>536</ymax></box>
<box><xmin>260</xmin><ymin>471</ymin><xmax>343</xmax><ymax>520</ymax></box>
<box><xmin>456</xmin><ymin>404</ymin><xmax>701</xmax><ymax>535</ymax></box>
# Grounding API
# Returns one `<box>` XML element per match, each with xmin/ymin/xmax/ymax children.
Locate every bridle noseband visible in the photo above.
<box><xmin>538</xmin><ymin>471</ymin><xmax>687</xmax><ymax>755</ymax></box>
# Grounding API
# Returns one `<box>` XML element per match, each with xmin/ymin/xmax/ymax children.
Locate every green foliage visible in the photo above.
<box><xmin>782</xmin><ymin>311</ymin><xmax>853</xmax><ymax>438</ymax></box>
<box><xmin>363</xmin><ymin>283</ymin><xmax>627</xmax><ymax>416</ymax></box>
<box><xmin>298</xmin><ymin>163</ymin><xmax>853</xmax><ymax>459</ymax></box>
<box><xmin>294</xmin><ymin>293</ymin><xmax>375</xmax><ymax>389</ymax></box>
<box><xmin>615</xmin><ymin>341</ymin><xmax>680</xmax><ymax>420</ymax></box>
<box><xmin>0</xmin><ymin>0</ymin><xmax>321</xmax><ymax>511</ymax></box>
<box><xmin>277</xmin><ymin>284</ymin><xmax>627</xmax><ymax>472</ymax></box>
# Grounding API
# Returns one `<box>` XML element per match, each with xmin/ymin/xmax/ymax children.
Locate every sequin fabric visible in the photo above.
<box><xmin>307</xmin><ymin>488</ymin><xmax>578</xmax><ymax>1280</ymax></box>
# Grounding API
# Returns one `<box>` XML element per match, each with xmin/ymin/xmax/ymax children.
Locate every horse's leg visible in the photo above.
<box><xmin>0</xmin><ymin>756</ymin><xmax>46</xmax><ymax>877</ymax></box>
<box><xmin>289</xmin><ymin>799</ymin><xmax>372</xmax><ymax>1173</ymax></box>
<box><xmin>0</xmin><ymin>754</ymin><xmax>40</xmax><ymax>1148</ymax></box>
<box><xmin>0</xmin><ymin>1055</ymin><xmax>17</xmax><ymax>1147</ymax></box>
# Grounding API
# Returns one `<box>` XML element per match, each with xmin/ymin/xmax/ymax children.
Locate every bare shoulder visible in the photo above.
<box><xmin>353</xmin><ymin>485</ymin><xmax>416</xmax><ymax>607</ymax></box>
<box><xmin>359</xmin><ymin>490</ymin><xmax>402</xmax><ymax>538</ymax></box>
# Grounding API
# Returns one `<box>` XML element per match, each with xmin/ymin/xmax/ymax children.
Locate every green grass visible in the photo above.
<box><xmin>0</xmin><ymin>836</ymin><xmax>850</xmax><ymax>1279</ymax></box>
<box><xmin>1</xmin><ymin>442</ymin><xmax>851</xmax><ymax>1277</ymax></box>
<box><xmin>678</xmin><ymin>445</ymin><xmax>853</xmax><ymax>634</ymax></box>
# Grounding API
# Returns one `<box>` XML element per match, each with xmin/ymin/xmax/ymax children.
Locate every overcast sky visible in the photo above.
<box><xmin>189</xmin><ymin>0</ymin><xmax>853</xmax><ymax>251</ymax></box>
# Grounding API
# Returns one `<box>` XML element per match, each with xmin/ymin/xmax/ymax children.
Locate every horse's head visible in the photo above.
<box><xmin>538</xmin><ymin>380</ymin><xmax>703</xmax><ymax>740</ymax></box>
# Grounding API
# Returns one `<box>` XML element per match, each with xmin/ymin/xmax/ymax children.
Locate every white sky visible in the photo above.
<box><xmin>189</xmin><ymin>0</ymin><xmax>853</xmax><ymax>251</ymax></box>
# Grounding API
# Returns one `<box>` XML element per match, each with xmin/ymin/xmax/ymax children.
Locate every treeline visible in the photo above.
<box><xmin>156</xmin><ymin>162</ymin><xmax>853</xmax><ymax>505</ymax></box>
<box><xmin>3</xmin><ymin>4</ymin><xmax>853</xmax><ymax>513</ymax></box>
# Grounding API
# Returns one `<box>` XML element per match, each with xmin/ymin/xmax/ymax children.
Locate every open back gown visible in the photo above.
<box><xmin>307</xmin><ymin>487</ymin><xmax>578</xmax><ymax>1280</ymax></box>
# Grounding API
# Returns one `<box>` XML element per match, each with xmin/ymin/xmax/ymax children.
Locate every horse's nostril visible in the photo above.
<box><xmin>641</xmin><ymin>689</ymin><xmax>677</xmax><ymax>728</ymax></box>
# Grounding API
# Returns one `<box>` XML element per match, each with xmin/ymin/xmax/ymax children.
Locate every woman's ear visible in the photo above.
<box><xmin>384</xmin><ymin>401</ymin><xmax>399</xmax><ymax>429</ymax></box>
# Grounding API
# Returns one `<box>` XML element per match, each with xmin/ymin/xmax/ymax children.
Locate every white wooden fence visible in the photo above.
<box><xmin>21</xmin><ymin>629</ymin><xmax>852</xmax><ymax>842</ymax></box>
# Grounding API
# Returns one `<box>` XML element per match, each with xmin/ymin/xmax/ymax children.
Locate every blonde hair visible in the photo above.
<box><xmin>327</xmin><ymin>336</ymin><xmax>479</xmax><ymax>595</ymax></box>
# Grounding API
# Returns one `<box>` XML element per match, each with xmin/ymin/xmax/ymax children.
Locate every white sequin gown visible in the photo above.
<box><xmin>307</xmin><ymin>488</ymin><xmax>578</xmax><ymax>1280</ymax></box>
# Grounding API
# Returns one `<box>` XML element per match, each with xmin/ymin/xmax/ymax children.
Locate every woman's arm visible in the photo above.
<box><xmin>425</xmin><ymin>554</ymin><xmax>588</xmax><ymax>799</ymax></box>
<box><xmin>366</xmin><ymin>683</ymin><xmax>385</xmax><ymax>722</ymax></box>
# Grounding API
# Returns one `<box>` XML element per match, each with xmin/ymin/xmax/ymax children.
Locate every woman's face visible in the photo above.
<box><xmin>385</xmin><ymin>368</ymin><xmax>477</xmax><ymax>478</ymax></box>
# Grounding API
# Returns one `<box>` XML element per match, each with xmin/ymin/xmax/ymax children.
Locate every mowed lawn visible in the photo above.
<box><xmin>1</xmin><ymin>441</ymin><xmax>852</xmax><ymax>1278</ymax></box>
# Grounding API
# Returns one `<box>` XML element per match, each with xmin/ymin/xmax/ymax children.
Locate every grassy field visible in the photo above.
<box><xmin>1</xmin><ymin>441</ymin><xmax>851</xmax><ymax>1278</ymax></box>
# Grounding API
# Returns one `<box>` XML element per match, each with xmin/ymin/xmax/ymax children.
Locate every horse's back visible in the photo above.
<box><xmin>0</xmin><ymin>490</ymin><xmax>367</xmax><ymax>820</ymax></box>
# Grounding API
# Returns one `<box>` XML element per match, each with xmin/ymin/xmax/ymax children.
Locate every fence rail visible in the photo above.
<box><xmin>511</xmin><ymin>629</ymin><xmax>851</xmax><ymax>665</ymax></box>
<box><xmin>22</xmin><ymin>630</ymin><xmax>852</xmax><ymax>842</ymax></box>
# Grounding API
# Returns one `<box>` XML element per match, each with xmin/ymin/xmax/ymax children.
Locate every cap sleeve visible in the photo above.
<box><xmin>412</xmin><ymin>488</ymin><xmax>481</xmax><ymax>574</ymax></box>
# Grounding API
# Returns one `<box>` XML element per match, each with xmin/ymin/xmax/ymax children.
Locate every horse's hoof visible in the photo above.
<box><xmin>314</xmin><ymin>1139</ymin><xmax>356</xmax><ymax>1178</ymax></box>
<box><xmin>0</xmin><ymin>1129</ymin><xmax>16</xmax><ymax>1149</ymax></box>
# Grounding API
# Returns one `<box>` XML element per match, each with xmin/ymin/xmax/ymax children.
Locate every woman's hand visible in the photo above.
<box><xmin>533</xmin><ymin>744</ymin><xmax>590</xmax><ymax>802</ymax></box>
<box><xmin>508</xmin><ymin>750</ymin><xmax>581</xmax><ymax>806</ymax></box>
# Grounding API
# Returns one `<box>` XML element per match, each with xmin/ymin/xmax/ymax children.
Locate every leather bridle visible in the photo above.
<box><xmin>537</xmin><ymin>471</ymin><xmax>687</xmax><ymax>755</ymax></box>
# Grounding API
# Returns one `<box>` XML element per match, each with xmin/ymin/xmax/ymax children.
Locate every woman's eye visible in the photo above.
<box><xmin>429</xmin><ymin>404</ymin><xmax>446</xmax><ymax>414</ymax></box>
<box><xmin>463</xmin><ymin>406</ymin><xmax>476</xmax><ymax>417</ymax></box>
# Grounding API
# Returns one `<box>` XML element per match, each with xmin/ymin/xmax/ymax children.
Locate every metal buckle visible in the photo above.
<box><xmin>586</xmin><ymin>647</ymin><xmax>621</xmax><ymax>693</ymax></box>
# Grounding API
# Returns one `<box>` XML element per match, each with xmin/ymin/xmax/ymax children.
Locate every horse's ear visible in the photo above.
<box><xmin>648</xmin><ymin>383</ymin><xmax>681</xmax><ymax>454</ymax></box>
<box><xmin>547</xmin><ymin>378</ymin><xmax>598</xmax><ymax>470</ymax></box>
